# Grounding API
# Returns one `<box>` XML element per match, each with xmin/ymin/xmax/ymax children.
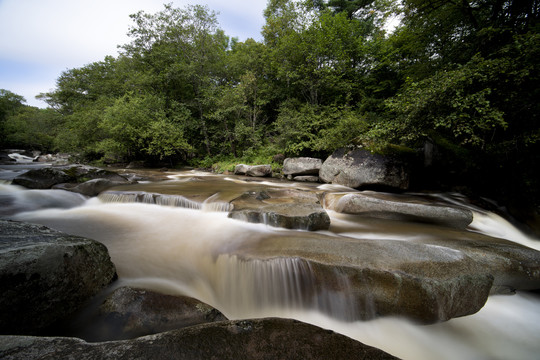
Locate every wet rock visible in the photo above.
<box><xmin>319</xmin><ymin>147</ymin><xmax>410</xmax><ymax>190</ymax></box>
<box><xmin>0</xmin><ymin>318</ymin><xmax>398</xmax><ymax>360</ymax></box>
<box><xmin>11</xmin><ymin>168</ymin><xmax>71</xmax><ymax>189</ymax></box>
<box><xmin>228</xmin><ymin>189</ymin><xmax>330</xmax><ymax>231</ymax></box>
<box><xmin>0</xmin><ymin>220</ymin><xmax>117</xmax><ymax>335</ymax></box>
<box><xmin>246</xmin><ymin>164</ymin><xmax>272</xmax><ymax>177</ymax></box>
<box><xmin>231</xmin><ymin>227</ymin><xmax>540</xmax><ymax>323</ymax></box>
<box><xmin>79</xmin><ymin>287</ymin><xmax>227</xmax><ymax>341</ymax></box>
<box><xmin>10</xmin><ymin>165</ymin><xmax>127</xmax><ymax>190</ymax></box>
<box><xmin>324</xmin><ymin>191</ymin><xmax>473</xmax><ymax>229</ymax></box>
<box><xmin>293</xmin><ymin>175</ymin><xmax>320</xmax><ymax>183</ymax></box>
<box><xmin>283</xmin><ymin>157</ymin><xmax>322</xmax><ymax>176</ymax></box>
<box><xmin>53</xmin><ymin>179</ymin><xmax>129</xmax><ymax>197</ymax></box>
<box><xmin>233</xmin><ymin>164</ymin><xmax>250</xmax><ymax>175</ymax></box>
<box><xmin>11</xmin><ymin>165</ymin><xmax>129</xmax><ymax>191</ymax></box>
<box><xmin>234</xmin><ymin>164</ymin><xmax>272</xmax><ymax>177</ymax></box>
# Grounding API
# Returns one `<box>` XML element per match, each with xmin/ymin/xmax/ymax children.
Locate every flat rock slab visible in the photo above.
<box><xmin>227</xmin><ymin>228</ymin><xmax>540</xmax><ymax>323</ymax></box>
<box><xmin>228</xmin><ymin>189</ymin><xmax>330</xmax><ymax>231</ymax></box>
<box><xmin>0</xmin><ymin>220</ymin><xmax>117</xmax><ymax>335</ymax></box>
<box><xmin>0</xmin><ymin>318</ymin><xmax>398</xmax><ymax>360</ymax></box>
<box><xmin>324</xmin><ymin>191</ymin><xmax>473</xmax><ymax>229</ymax></box>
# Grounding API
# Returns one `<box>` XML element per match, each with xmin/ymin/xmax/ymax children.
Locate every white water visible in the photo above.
<box><xmin>2</xmin><ymin>178</ymin><xmax>540</xmax><ymax>359</ymax></box>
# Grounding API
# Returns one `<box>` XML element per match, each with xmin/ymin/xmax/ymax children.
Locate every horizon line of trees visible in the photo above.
<box><xmin>1</xmin><ymin>0</ymin><xmax>539</xmax><ymax>204</ymax></box>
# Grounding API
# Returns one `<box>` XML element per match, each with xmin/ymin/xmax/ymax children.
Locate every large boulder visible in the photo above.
<box><xmin>228</xmin><ymin>189</ymin><xmax>330</xmax><ymax>231</ymax></box>
<box><xmin>11</xmin><ymin>165</ymin><xmax>129</xmax><ymax>190</ymax></box>
<box><xmin>0</xmin><ymin>318</ymin><xmax>398</xmax><ymax>360</ymax></box>
<box><xmin>11</xmin><ymin>168</ymin><xmax>71</xmax><ymax>189</ymax></box>
<box><xmin>283</xmin><ymin>157</ymin><xmax>322</xmax><ymax>176</ymax></box>
<box><xmin>0</xmin><ymin>220</ymin><xmax>117</xmax><ymax>335</ymax></box>
<box><xmin>234</xmin><ymin>164</ymin><xmax>272</xmax><ymax>177</ymax></box>
<box><xmin>319</xmin><ymin>148</ymin><xmax>410</xmax><ymax>190</ymax></box>
<box><xmin>76</xmin><ymin>287</ymin><xmax>227</xmax><ymax>341</ymax></box>
<box><xmin>225</xmin><ymin>228</ymin><xmax>540</xmax><ymax>323</ymax></box>
<box><xmin>324</xmin><ymin>191</ymin><xmax>473</xmax><ymax>229</ymax></box>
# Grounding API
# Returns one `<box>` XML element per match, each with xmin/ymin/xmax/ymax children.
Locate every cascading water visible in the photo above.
<box><xmin>2</xmin><ymin>171</ymin><xmax>540</xmax><ymax>360</ymax></box>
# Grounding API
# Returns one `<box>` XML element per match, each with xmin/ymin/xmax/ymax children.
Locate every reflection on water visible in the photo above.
<box><xmin>2</xmin><ymin>169</ymin><xmax>540</xmax><ymax>359</ymax></box>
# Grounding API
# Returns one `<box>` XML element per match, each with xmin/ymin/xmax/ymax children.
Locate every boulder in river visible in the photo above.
<box><xmin>11</xmin><ymin>165</ymin><xmax>129</xmax><ymax>190</ymax></box>
<box><xmin>324</xmin><ymin>191</ymin><xmax>473</xmax><ymax>229</ymax></box>
<box><xmin>319</xmin><ymin>147</ymin><xmax>410</xmax><ymax>190</ymax></box>
<box><xmin>234</xmin><ymin>164</ymin><xmax>272</xmax><ymax>177</ymax></box>
<box><xmin>228</xmin><ymin>188</ymin><xmax>330</xmax><ymax>231</ymax></box>
<box><xmin>283</xmin><ymin>157</ymin><xmax>322</xmax><ymax>176</ymax></box>
<box><xmin>74</xmin><ymin>286</ymin><xmax>227</xmax><ymax>341</ymax></box>
<box><xmin>227</xmin><ymin>225</ymin><xmax>540</xmax><ymax>323</ymax></box>
<box><xmin>0</xmin><ymin>318</ymin><xmax>398</xmax><ymax>360</ymax></box>
<box><xmin>0</xmin><ymin>220</ymin><xmax>117</xmax><ymax>335</ymax></box>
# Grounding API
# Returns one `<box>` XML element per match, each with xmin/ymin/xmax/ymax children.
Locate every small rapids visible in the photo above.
<box><xmin>1</xmin><ymin>171</ymin><xmax>540</xmax><ymax>360</ymax></box>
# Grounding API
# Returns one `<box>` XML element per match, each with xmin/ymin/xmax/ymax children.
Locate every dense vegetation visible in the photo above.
<box><xmin>2</xmin><ymin>0</ymin><xmax>539</xmax><ymax>210</ymax></box>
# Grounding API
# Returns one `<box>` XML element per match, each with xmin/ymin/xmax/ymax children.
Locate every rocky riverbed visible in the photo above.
<box><xmin>1</xmin><ymin>158</ymin><xmax>540</xmax><ymax>359</ymax></box>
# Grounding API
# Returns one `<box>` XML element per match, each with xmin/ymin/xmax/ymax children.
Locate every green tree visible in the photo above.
<box><xmin>98</xmin><ymin>92</ymin><xmax>191</xmax><ymax>162</ymax></box>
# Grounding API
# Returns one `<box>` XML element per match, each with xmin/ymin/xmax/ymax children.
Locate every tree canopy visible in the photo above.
<box><xmin>3</xmin><ymin>0</ymin><xmax>539</xmax><ymax>206</ymax></box>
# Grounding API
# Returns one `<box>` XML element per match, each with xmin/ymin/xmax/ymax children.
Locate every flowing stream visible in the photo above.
<box><xmin>1</xmin><ymin>169</ymin><xmax>540</xmax><ymax>360</ymax></box>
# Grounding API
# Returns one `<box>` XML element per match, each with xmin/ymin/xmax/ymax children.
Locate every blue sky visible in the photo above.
<box><xmin>0</xmin><ymin>0</ymin><xmax>267</xmax><ymax>108</ymax></box>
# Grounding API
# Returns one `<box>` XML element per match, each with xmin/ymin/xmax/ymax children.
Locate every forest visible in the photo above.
<box><xmin>1</xmin><ymin>0</ymin><xmax>539</xmax><ymax>212</ymax></box>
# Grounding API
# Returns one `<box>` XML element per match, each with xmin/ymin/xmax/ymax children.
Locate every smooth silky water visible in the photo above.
<box><xmin>1</xmin><ymin>171</ymin><xmax>540</xmax><ymax>360</ymax></box>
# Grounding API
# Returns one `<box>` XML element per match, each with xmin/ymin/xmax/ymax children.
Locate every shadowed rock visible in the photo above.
<box><xmin>0</xmin><ymin>318</ymin><xmax>398</xmax><ymax>360</ymax></box>
<box><xmin>234</xmin><ymin>164</ymin><xmax>272</xmax><ymax>177</ymax></box>
<box><xmin>12</xmin><ymin>165</ymin><xmax>129</xmax><ymax>190</ymax></box>
<box><xmin>0</xmin><ymin>220</ymin><xmax>117</xmax><ymax>335</ymax></box>
<box><xmin>73</xmin><ymin>286</ymin><xmax>227</xmax><ymax>341</ymax></box>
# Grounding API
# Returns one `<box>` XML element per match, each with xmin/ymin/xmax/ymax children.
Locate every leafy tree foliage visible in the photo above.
<box><xmin>6</xmin><ymin>0</ymin><xmax>538</xmax><ymax>208</ymax></box>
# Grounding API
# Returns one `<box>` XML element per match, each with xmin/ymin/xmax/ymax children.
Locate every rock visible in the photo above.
<box><xmin>233</xmin><ymin>164</ymin><xmax>250</xmax><ymax>175</ymax></box>
<box><xmin>11</xmin><ymin>168</ymin><xmax>71</xmax><ymax>189</ymax></box>
<box><xmin>324</xmin><ymin>191</ymin><xmax>473</xmax><ymax>229</ymax></box>
<box><xmin>234</xmin><ymin>164</ymin><xmax>272</xmax><ymax>177</ymax></box>
<box><xmin>77</xmin><ymin>287</ymin><xmax>226</xmax><ymax>341</ymax></box>
<box><xmin>0</xmin><ymin>318</ymin><xmax>398</xmax><ymax>360</ymax></box>
<box><xmin>293</xmin><ymin>175</ymin><xmax>320</xmax><ymax>183</ymax></box>
<box><xmin>11</xmin><ymin>165</ymin><xmax>129</xmax><ymax>190</ymax></box>
<box><xmin>228</xmin><ymin>189</ymin><xmax>331</xmax><ymax>231</ymax></box>
<box><xmin>283</xmin><ymin>157</ymin><xmax>322</xmax><ymax>176</ymax></box>
<box><xmin>319</xmin><ymin>147</ymin><xmax>410</xmax><ymax>190</ymax></box>
<box><xmin>0</xmin><ymin>220</ymin><xmax>117</xmax><ymax>335</ymax></box>
<box><xmin>228</xmin><ymin>227</ymin><xmax>540</xmax><ymax>323</ymax></box>
<box><xmin>54</xmin><ymin>179</ymin><xmax>131</xmax><ymax>197</ymax></box>
<box><xmin>246</xmin><ymin>164</ymin><xmax>272</xmax><ymax>177</ymax></box>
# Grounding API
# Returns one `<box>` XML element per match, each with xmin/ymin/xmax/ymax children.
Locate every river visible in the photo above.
<box><xmin>1</xmin><ymin>168</ymin><xmax>540</xmax><ymax>359</ymax></box>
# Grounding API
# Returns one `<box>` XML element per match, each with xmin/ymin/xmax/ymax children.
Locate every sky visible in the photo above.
<box><xmin>0</xmin><ymin>0</ymin><xmax>268</xmax><ymax>108</ymax></box>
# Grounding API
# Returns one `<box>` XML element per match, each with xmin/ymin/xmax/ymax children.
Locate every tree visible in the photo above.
<box><xmin>98</xmin><ymin>92</ymin><xmax>191</xmax><ymax>162</ymax></box>
<box><xmin>121</xmin><ymin>3</ymin><xmax>229</xmax><ymax>156</ymax></box>
<box><xmin>0</xmin><ymin>89</ymin><xmax>26</xmax><ymax>147</ymax></box>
